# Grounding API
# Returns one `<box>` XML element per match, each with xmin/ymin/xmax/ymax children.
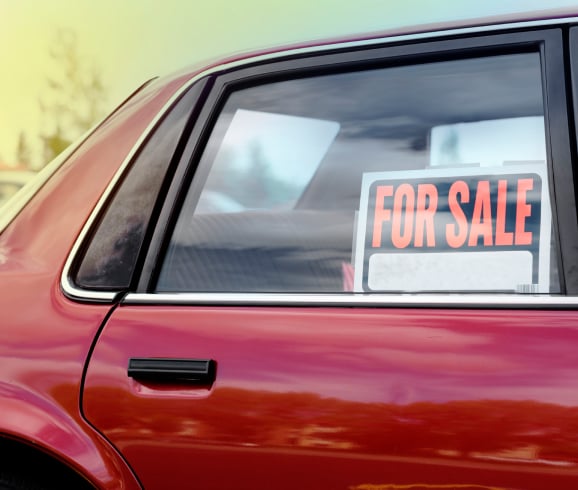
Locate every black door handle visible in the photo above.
<box><xmin>128</xmin><ymin>358</ymin><xmax>216</xmax><ymax>386</ymax></box>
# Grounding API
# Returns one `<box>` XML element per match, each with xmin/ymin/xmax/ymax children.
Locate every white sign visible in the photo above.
<box><xmin>353</xmin><ymin>165</ymin><xmax>552</xmax><ymax>293</ymax></box>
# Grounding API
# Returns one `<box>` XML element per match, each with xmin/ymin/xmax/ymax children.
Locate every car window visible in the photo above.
<box><xmin>157</xmin><ymin>52</ymin><xmax>559</xmax><ymax>294</ymax></box>
<box><xmin>73</xmin><ymin>81</ymin><xmax>205</xmax><ymax>290</ymax></box>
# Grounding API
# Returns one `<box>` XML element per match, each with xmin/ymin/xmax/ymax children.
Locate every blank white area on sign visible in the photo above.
<box><xmin>368</xmin><ymin>251</ymin><xmax>533</xmax><ymax>292</ymax></box>
<box><xmin>430</xmin><ymin>116</ymin><xmax>546</xmax><ymax>168</ymax></box>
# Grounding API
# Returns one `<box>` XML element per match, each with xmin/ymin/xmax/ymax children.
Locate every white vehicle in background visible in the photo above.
<box><xmin>0</xmin><ymin>170</ymin><xmax>36</xmax><ymax>207</ymax></box>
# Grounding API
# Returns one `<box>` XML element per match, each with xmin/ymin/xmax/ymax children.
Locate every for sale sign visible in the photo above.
<box><xmin>353</xmin><ymin>165</ymin><xmax>551</xmax><ymax>293</ymax></box>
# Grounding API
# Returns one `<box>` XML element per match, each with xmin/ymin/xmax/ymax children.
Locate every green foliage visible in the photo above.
<box><xmin>40</xmin><ymin>127</ymin><xmax>71</xmax><ymax>165</ymax></box>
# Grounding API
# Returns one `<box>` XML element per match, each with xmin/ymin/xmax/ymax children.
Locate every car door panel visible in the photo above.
<box><xmin>83</xmin><ymin>306</ymin><xmax>578</xmax><ymax>489</ymax></box>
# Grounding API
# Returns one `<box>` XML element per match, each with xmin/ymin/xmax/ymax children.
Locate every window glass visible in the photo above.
<box><xmin>74</xmin><ymin>83</ymin><xmax>201</xmax><ymax>290</ymax></box>
<box><xmin>196</xmin><ymin>109</ymin><xmax>340</xmax><ymax>213</ymax></box>
<box><xmin>157</xmin><ymin>52</ymin><xmax>559</xmax><ymax>294</ymax></box>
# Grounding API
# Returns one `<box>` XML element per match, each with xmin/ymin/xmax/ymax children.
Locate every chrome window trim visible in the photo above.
<box><xmin>62</xmin><ymin>15</ymin><xmax>578</xmax><ymax>304</ymax></box>
<box><xmin>61</xmin><ymin>277</ymin><xmax>121</xmax><ymax>303</ymax></box>
<box><xmin>124</xmin><ymin>292</ymin><xmax>578</xmax><ymax>309</ymax></box>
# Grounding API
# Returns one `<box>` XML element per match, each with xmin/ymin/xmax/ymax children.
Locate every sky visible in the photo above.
<box><xmin>1</xmin><ymin>0</ymin><xmax>577</xmax><ymax>167</ymax></box>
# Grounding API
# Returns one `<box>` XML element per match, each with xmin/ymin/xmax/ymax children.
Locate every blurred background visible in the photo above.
<box><xmin>0</xmin><ymin>0</ymin><xmax>575</xmax><ymax>178</ymax></box>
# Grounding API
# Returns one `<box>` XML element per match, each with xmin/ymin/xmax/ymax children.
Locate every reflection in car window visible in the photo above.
<box><xmin>196</xmin><ymin>109</ymin><xmax>340</xmax><ymax>213</ymax></box>
<box><xmin>158</xmin><ymin>52</ymin><xmax>559</xmax><ymax>294</ymax></box>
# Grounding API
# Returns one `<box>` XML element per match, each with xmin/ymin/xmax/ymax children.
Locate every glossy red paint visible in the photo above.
<box><xmin>0</xmin><ymin>74</ymin><xmax>192</xmax><ymax>488</ymax></box>
<box><xmin>2</xmin><ymin>11</ymin><xmax>578</xmax><ymax>490</ymax></box>
<box><xmin>84</xmin><ymin>306</ymin><xmax>578</xmax><ymax>489</ymax></box>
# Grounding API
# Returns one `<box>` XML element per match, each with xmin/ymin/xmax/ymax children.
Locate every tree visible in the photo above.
<box><xmin>39</xmin><ymin>29</ymin><xmax>107</xmax><ymax>166</ymax></box>
<box><xmin>15</xmin><ymin>131</ymin><xmax>32</xmax><ymax>169</ymax></box>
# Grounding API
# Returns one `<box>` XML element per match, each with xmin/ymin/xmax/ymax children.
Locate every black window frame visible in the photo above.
<box><xmin>136</xmin><ymin>27</ymin><xmax>578</xmax><ymax>297</ymax></box>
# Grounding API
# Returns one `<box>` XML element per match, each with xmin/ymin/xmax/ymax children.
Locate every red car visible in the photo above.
<box><xmin>3</xmin><ymin>10</ymin><xmax>578</xmax><ymax>490</ymax></box>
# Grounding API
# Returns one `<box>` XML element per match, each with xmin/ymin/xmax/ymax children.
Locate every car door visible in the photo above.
<box><xmin>80</xmin><ymin>28</ymin><xmax>578</xmax><ymax>489</ymax></box>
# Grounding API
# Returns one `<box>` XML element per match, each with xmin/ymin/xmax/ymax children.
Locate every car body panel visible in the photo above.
<box><xmin>84</xmin><ymin>305</ymin><xmax>578</xmax><ymax>489</ymax></box>
<box><xmin>0</xmin><ymin>382</ymin><xmax>137</xmax><ymax>487</ymax></box>
<box><xmin>0</xmin><ymin>73</ymin><xmax>192</xmax><ymax>488</ymax></box>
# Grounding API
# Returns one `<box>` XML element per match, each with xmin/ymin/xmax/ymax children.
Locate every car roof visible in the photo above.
<box><xmin>163</xmin><ymin>6</ymin><xmax>578</xmax><ymax>87</ymax></box>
